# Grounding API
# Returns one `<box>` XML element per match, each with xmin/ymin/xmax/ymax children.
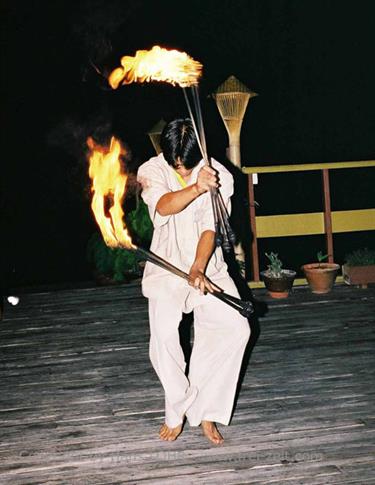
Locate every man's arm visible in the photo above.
<box><xmin>156</xmin><ymin>166</ymin><xmax>218</xmax><ymax>216</ymax></box>
<box><xmin>189</xmin><ymin>230</ymin><xmax>221</xmax><ymax>294</ymax></box>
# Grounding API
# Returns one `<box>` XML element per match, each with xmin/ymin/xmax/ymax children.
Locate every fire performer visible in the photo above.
<box><xmin>137</xmin><ymin>118</ymin><xmax>250</xmax><ymax>444</ymax></box>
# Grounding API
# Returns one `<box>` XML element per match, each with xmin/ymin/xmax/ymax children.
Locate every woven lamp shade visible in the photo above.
<box><xmin>147</xmin><ymin>119</ymin><xmax>167</xmax><ymax>154</ymax></box>
<box><xmin>213</xmin><ymin>76</ymin><xmax>258</xmax><ymax>167</ymax></box>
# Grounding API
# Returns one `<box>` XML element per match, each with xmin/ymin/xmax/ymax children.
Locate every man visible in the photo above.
<box><xmin>137</xmin><ymin>118</ymin><xmax>250</xmax><ymax>444</ymax></box>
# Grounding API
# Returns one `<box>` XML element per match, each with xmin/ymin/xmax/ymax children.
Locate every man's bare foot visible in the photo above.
<box><xmin>159</xmin><ymin>423</ymin><xmax>183</xmax><ymax>441</ymax></box>
<box><xmin>201</xmin><ymin>420</ymin><xmax>224</xmax><ymax>445</ymax></box>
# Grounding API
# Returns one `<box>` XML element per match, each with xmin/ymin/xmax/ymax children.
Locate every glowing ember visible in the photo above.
<box><xmin>87</xmin><ymin>136</ymin><xmax>134</xmax><ymax>249</ymax></box>
<box><xmin>108</xmin><ymin>45</ymin><xmax>202</xmax><ymax>89</ymax></box>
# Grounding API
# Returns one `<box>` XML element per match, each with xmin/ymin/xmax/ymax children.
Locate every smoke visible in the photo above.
<box><xmin>70</xmin><ymin>0</ymin><xmax>142</xmax><ymax>86</ymax></box>
<box><xmin>46</xmin><ymin>110</ymin><xmax>139</xmax><ymax>203</ymax></box>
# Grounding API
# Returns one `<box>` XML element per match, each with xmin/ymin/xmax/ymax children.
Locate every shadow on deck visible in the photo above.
<box><xmin>0</xmin><ymin>283</ymin><xmax>374</xmax><ymax>484</ymax></box>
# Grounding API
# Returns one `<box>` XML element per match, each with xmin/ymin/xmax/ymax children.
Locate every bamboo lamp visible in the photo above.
<box><xmin>212</xmin><ymin>76</ymin><xmax>258</xmax><ymax>167</ymax></box>
<box><xmin>212</xmin><ymin>76</ymin><xmax>258</xmax><ymax>275</ymax></box>
<box><xmin>147</xmin><ymin>118</ymin><xmax>166</xmax><ymax>154</ymax></box>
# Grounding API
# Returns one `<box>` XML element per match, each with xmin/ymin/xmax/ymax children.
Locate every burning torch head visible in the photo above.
<box><xmin>108</xmin><ymin>45</ymin><xmax>202</xmax><ymax>89</ymax></box>
<box><xmin>87</xmin><ymin>136</ymin><xmax>134</xmax><ymax>250</ymax></box>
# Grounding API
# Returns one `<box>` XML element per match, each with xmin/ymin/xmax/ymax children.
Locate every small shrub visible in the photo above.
<box><xmin>86</xmin><ymin>199</ymin><xmax>154</xmax><ymax>283</ymax></box>
<box><xmin>127</xmin><ymin>199</ymin><xmax>153</xmax><ymax>245</ymax></box>
<box><xmin>265</xmin><ymin>252</ymin><xmax>283</xmax><ymax>278</ymax></box>
<box><xmin>86</xmin><ymin>233</ymin><xmax>139</xmax><ymax>282</ymax></box>
<box><xmin>317</xmin><ymin>251</ymin><xmax>328</xmax><ymax>263</ymax></box>
<box><xmin>345</xmin><ymin>248</ymin><xmax>375</xmax><ymax>267</ymax></box>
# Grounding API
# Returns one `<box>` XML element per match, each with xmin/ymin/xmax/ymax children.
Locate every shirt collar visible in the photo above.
<box><xmin>159</xmin><ymin>153</ymin><xmax>205</xmax><ymax>185</ymax></box>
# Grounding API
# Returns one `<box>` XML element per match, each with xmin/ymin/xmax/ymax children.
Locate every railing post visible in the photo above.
<box><xmin>247</xmin><ymin>174</ymin><xmax>260</xmax><ymax>281</ymax></box>
<box><xmin>322</xmin><ymin>168</ymin><xmax>334</xmax><ymax>263</ymax></box>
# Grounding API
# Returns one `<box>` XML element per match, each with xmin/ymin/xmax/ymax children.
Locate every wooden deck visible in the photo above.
<box><xmin>0</xmin><ymin>283</ymin><xmax>374</xmax><ymax>484</ymax></box>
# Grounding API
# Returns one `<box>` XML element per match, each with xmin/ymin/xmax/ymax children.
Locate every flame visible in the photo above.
<box><xmin>108</xmin><ymin>45</ymin><xmax>202</xmax><ymax>89</ymax></box>
<box><xmin>87</xmin><ymin>136</ymin><xmax>134</xmax><ymax>249</ymax></box>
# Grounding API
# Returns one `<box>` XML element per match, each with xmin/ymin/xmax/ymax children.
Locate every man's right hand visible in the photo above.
<box><xmin>194</xmin><ymin>166</ymin><xmax>219</xmax><ymax>195</ymax></box>
<box><xmin>189</xmin><ymin>265</ymin><xmax>221</xmax><ymax>295</ymax></box>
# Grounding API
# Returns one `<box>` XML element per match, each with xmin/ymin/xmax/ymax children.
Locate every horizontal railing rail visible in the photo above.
<box><xmin>242</xmin><ymin>160</ymin><xmax>375</xmax><ymax>287</ymax></box>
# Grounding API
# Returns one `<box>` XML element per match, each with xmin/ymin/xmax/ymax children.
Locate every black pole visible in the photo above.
<box><xmin>130</xmin><ymin>245</ymin><xmax>253</xmax><ymax>317</ymax></box>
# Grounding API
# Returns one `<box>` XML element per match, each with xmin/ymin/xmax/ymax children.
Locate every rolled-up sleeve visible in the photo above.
<box><xmin>137</xmin><ymin>164</ymin><xmax>171</xmax><ymax>228</ymax></box>
<box><xmin>197</xmin><ymin>192</ymin><xmax>215</xmax><ymax>234</ymax></box>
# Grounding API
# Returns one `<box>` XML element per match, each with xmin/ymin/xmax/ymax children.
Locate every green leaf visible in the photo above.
<box><xmin>317</xmin><ymin>251</ymin><xmax>328</xmax><ymax>263</ymax></box>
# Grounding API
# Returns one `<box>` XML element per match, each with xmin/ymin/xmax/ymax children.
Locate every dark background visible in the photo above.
<box><xmin>1</xmin><ymin>0</ymin><xmax>375</xmax><ymax>289</ymax></box>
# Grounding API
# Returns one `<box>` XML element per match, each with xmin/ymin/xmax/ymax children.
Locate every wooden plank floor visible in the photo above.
<box><xmin>0</xmin><ymin>283</ymin><xmax>374</xmax><ymax>484</ymax></box>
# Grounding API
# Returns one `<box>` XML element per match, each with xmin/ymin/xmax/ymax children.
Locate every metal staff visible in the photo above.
<box><xmin>182</xmin><ymin>86</ymin><xmax>236</xmax><ymax>251</ymax></box>
<box><xmin>129</xmin><ymin>245</ymin><xmax>253</xmax><ymax>317</ymax></box>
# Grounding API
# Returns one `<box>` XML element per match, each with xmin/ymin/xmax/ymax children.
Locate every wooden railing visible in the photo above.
<box><xmin>242</xmin><ymin>160</ymin><xmax>375</xmax><ymax>287</ymax></box>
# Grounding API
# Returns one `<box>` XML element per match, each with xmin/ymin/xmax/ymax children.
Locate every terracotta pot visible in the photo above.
<box><xmin>261</xmin><ymin>269</ymin><xmax>296</xmax><ymax>299</ymax></box>
<box><xmin>302</xmin><ymin>263</ymin><xmax>340</xmax><ymax>294</ymax></box>
<box><xmin>342</xmin><ymin>264</ymin><xmax>375</xmax><ymax>288</ymax></box>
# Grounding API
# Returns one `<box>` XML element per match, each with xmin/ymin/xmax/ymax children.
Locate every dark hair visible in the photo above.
<box><xmin>160</xmin><ymin>118</ymin><xmax>201</xmax><ymax>169</ymax></box>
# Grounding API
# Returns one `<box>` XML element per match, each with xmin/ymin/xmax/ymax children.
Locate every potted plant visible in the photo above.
<box><xmin>86</xmin><ymin>233</ymin><xmax>141</xmax><ymax>285</ymax></box>
<box><xmin>260</xmin><ymin>252</ymin><xmax>296</xmax><ymax>299</ymax></box>
<box><xmin>302</xmin><ymin>251</ymin><xmax>340</xmax><ymax>294</ymax></box>
<box><xmin>342</xmin><ymin>248</ymin><xmax>375</xmax><ymax>288</ymax></box>
<box><xmin>87</xmin><ymin>199</ymin><xmax>153</xmax><ymax>285</ymax></box>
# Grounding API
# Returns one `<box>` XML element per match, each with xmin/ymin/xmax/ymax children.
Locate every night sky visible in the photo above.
<box><xmin>2</xmin><ymin>0</ymin><xmax>375</xmax><ymax>289</ymax></box>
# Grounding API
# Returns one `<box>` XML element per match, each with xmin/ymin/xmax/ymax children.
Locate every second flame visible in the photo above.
<box><xmin>87</xmin><ymin>136</ymin><xmax>134</xmax><ymax>249</ymax></box>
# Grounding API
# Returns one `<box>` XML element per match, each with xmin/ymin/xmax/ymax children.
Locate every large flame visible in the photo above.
<box><xmin>87</xmin><ymin>136</ymin><xmax>134</xmax><ymax>249</ymax></box>
<box><xmin>108</xmin><ymin>45</ymin><xmax>202</xmax><ymax>89</ymax></box>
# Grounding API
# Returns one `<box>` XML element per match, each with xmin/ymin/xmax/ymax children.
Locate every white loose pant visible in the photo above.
<box><xmin>148</xmin><ymin>277</ymin><xmax>250</xmax><ymax>428</ymax></box>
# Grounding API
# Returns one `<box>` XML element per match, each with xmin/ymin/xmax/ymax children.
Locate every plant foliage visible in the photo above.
<box><xmin>317</xmin><ymin>251</ymin><xmax>328</xmax><ymax>263</ymax></box>
<box><xmin>86</xmin><ymin>233</ymin><xmax>139</xmax><ymax>282</ymax></box>
<box><xmin>345</xmin><ymin>248</ymin><xmax>375</xmax><ymax>266</ymax></box>
<box><xmin>127</xmin><ymin>199</ymin><xmax>153</xmax><ymax>245</ymax></box>
<box><xmin>265</xmin><ymin>252</ymin><xmax>283</xmax><ymax>278</ymax></box>
<box><xmin>87</xmin><ymin>200</ymin><xmax>153</xmax><ymax>282</ymax></box>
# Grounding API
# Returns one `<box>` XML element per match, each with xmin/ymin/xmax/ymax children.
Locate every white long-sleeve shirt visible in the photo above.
<box><xmin>137</xmin><ymin>153</ymin><xmax>234</xmax><ymax>304</ymax></box>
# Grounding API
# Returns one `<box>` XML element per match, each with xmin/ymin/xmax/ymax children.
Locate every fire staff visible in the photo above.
<box><xmin>137</xmin><ymin>118</ymin><xmax>250</xmax><ymax>445</ymax></box>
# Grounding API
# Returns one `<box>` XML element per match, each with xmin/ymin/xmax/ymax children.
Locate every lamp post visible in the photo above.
<box><xmin>147</xmin><ymin>118</ymin><xmax>166</xmax><ymax>155</ymax></box>
<box><xmin>212</xmin><ymin>76</ymin><xmax>258</xmax><ymax>276</ymax></box>
<box><xmin>212</xmin><ymin>75</ymin><xmax>257</xmax><ymax>167</ymax></box>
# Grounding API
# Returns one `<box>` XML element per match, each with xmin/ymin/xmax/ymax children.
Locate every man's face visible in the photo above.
<box><xmin>174</xmin><ymin>157</ymin><xmax>194</xmax><ymax>178</ymax></box>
